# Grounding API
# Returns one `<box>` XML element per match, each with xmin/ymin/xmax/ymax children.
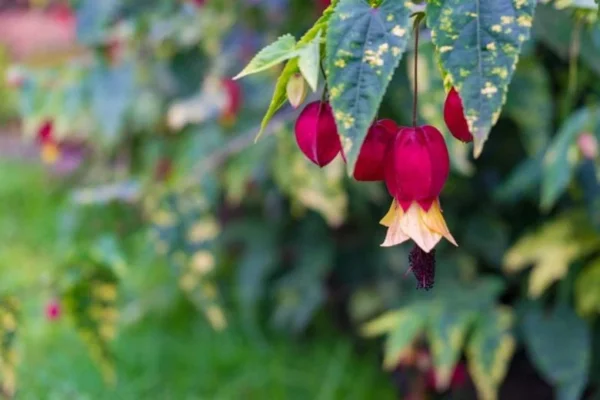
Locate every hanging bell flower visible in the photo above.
<box><xmin>353</xmin><ymin>119</ymin><xmax>398</xmax><ymax>181</ymax></box>
<box><xmin>220</xmin><ymin>79</ymin><xmax>242</xmax><ymax>126</ymax></box>
<box><xmin>37</xmin><ymin>120</ymin><xmax>60</xmax><ymax>164</ymax></box>
<box><xmin>443</xmin><ymin>87</ymin><xmax>473</xmax><ymax>143</ymax></box>
<box><xmin>295</xmin><ymin>101</ymin><xmax>342</xmax><ymax>167</ymax></box>
<box><xmin>381</xmin><ymin>126</ymin><xmax>457</xmax><ymax>253</ymax></box>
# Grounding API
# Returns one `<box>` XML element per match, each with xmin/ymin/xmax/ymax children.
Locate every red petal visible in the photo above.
<box><xmin>421</xmin><ymin>125</ymin><xmax>450</xmax><ymax>208</ymax></box>
<box><xmin>384</xmin><ymin>126</ymin><xmax>449</xmax><ymax>210</ymax></box>
<box><xmin>295</xmin><ymin>101</ymin><xmax>341</xmax><ymax>167</ymax></box>
<box><xmin>376</xmin><ymin>119</ymin><xmax>400</xmax><ymax>137</ymax></box>
<box><xmin>444</xmin><ymin>87</ymin><xmax>473</xmax><ymax>143</ymax></box>
<box><xmin>222</xmin><ymin>79</ymin><xmax>242</xmax><ymax>118</ymax></box>
<box><xmin>353</xmin><ymin>123</ymin><xmax>393</xmax><ymax>181</ymax></box>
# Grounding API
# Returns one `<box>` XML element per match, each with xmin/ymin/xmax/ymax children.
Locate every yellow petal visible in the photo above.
<box><xmin>380</xmin><ymin>200</ymin><xmax>400</xmax><ymax>227</ymax></box>
<box><xmin>420</xmin><ymin>200</ymin><xmax>458</xmax><ymax>247</ymax></box>
<box><xmin>381</xmin><ymin>206</ymin><xmax>410</xmax><ymax>247</ymax></box>
<box><xmin>41</xmin><ymin>143</ymin><xmax>59</xmax><ymax>164</ymax></box>
<box><xmin>399</xmin><ymin>202</ymin><xmax>442</xmax><ymax>252</ymax></box>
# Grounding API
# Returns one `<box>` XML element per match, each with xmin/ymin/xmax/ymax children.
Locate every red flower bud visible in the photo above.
<box><xmin>384</xmin><ymin>126</ymin><xmax>450</xmax><ymax>211</ymax></box>
<box><xmin>295</xmin><ymin>101</ymin><xmax>342</xmax><ymax>167</ymax></box>
<box><xmin>444</xmin><ymin>87</ymin><xmax>473</xmax><ymax>143</ymax></box>
<box><xmin>221</xmin><ymin>79</ymin><xmax>242</xmax><ymax>122</ymax></box>
<box><xmin>46</xmin><ymin>299</ymin><xmax>61</xmax><ymax>321</ymax></box>
<box><xmin>353</xmin><ymin>120</ymin><xmax>397</xmax><ymax>181</ymax></box>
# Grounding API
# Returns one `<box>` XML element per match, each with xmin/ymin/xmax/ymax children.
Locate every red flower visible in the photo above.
<box><xmin>37</xmin><ymin>121</ymin><xmax>60</xmax><ymax>164</ymax></box>
<box><xmin>443</xmin><ymin>87</ymin><xmax>473</xmax><ymax>143</ymax></box>
<box><xmin>221</xmin><ymin>79</ymin><xmax>242</xmax><ymax>125</ymax></box>
<box><xmin>384</xmin><ymin>126</ymin><xmax>449</xmax><ymax>211</ymax></box>
<box><xmin>295</xmin><ymin>101</ymin><xmax>342</xmax><ymax>167</ymax></box>
<box><xmin>45</xmin><ymin>299</ymin><xmax>61</xmax><ymax>321</ymax></box>
<box><xmin>381</xmin><ymin>126</ymin><xmax>456</xmax><ymax>253</ymax></box>
<box><xmin>353</xmin><ymin>119</ymin><xmax>398</xmax><ymax>181</ymax></box>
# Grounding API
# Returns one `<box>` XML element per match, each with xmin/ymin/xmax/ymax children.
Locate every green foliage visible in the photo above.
<box><xmin>63</xmin><ymin>261</ymin><xmax>120</xmax><ymax>384</ymax></box>
<box><xmin>504</xmin><ymin>211</ymin><xmax>600</xmax><ymax>298</ymax></box>
<box><xmin>521</xmin><ymin>302</ymin><xmax>591</xmax><ymax>400</ymax></box>
<box><xmin>505</xmin><ymin>57</ymin><xmax>553</xmax><ymax>156</ymax></box>
<box><xmin>234</xmin><ymin>34</ymin><xmax>298</xmax><ymax>80</ymax></box>
<box><xmin>5</xmin><ymin>0</ymin><xmax>600</xmax><ymax>397</ymax></box>
<box><xmin>541</xmin><ymin>107</ymin><xmax>600</xmax><ymax>210</ymax></box>
<box><xmin>325</xmin><ymin>0</ymin><xmax>411</xmax><ymax>172</ymax></box>
<box><xmin>256</xmin><ymin>0</ymin><xmax>340</xmax><ymax>139</ymax></box>
<box><xmin>0</xmin><ymin>297</ymin><xmax>19</xmax><ymax>398</ymax></box>
<box><xmin>426</xmin><ymin>0</ymin><xmax>536</xmax><ymax>156</ymax></box>
<box><xmin>467</xmin><ymin>307</ymin><xmax>515</xmax><ymax>400</ymax></box>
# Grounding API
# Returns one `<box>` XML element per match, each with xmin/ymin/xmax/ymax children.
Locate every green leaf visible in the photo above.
<box><xmin>326</xmin><ymin>0</ymin><xmax>411</xmax><ymax>173</ymax></box>
<box><xmin>234</xmin><ymin>34</ymin><xmax>298</xmax><ymax>80</ymax></box>
<box><xmin>521</xmin><ymin>303</ymin><xmax>591</xmax><ymax>400</ymax></box>
<box><xmin>505</xmin><ymin>58</ymin><xmax>553</xmax><ymax>155</ymax></box>
<box><xmin>0</xmin><ymin>297</ymin><xmax>19</xmax><ymax>397</ymax></box>
<box><xmin>256</xmin><ymin>1</ymin><xmax>340</xmax><ymax>140</ymax></box>
<box><xmin>541</xmin><ymin>107</ymin><xmax>597</xmax><ymax>210</ymax></box>
<box><xmin>504</xmin><ymin>211</ymin><xmax>600</xmax><ymax>297</ymax></box>
<box><xmin>427</xmin><ymin>305</ymin><xmax>476</xmax><ymax>390</ymax></box>
<box><xmin>575</xmin><ymin>257</ymin><xmax>600</xmax><ymax>317</ymax></box>
<box><xmin>63</xmin><ymin>264</ymin><xmax>119</xmax><ymax>385</ymax></box>
<box><xmin>533</xmin><ymin>5</ymin><xmax>600</xmax><ymax>76</ymax></box>
<box><xmin>467</xmin><ymin>306</ymin><xmax>516</xmax><ymax>400</ymax></box>
<box><xmin>298</xmin><ymin>30</ymin><xmax>322</xmax><ymax>92</ymax></box>
<box><xmin>90</xmin><ymin>62</ymin><xmax>135</xmax><ymax>147</ymax></box>
<box><xmin>426</xmin><ymin>0</ymin><xmax>536</xmax><ymax>156</ymax></box>
<box><xmin>149</xmin><ymin>189</ymin><xmax>226</xmax><ymax>330</ymax></box>
<box><xmin>361</xmin><ymin>310</ymin><xmax>403</xmax><ymax>337</ymax></box>
<box><xmin>382</xmin><ymin>304</ymin><xmax>429</xmax><ymax>370</ymax></box>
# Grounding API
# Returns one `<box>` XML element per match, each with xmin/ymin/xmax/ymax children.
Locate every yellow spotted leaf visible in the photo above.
<box><xmin>467</xmin><ymin>306</ymin><xmax>516</xmax><ymax>400</ymax></box>
<box><xmin>504</xmin><ymin>211</ymin><xmax>600</xmax><ymax>297</ymax></box>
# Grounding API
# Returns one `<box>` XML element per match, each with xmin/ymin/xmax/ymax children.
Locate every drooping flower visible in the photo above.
<box><xmin>220</xmin><ymin>79</ymin><xmax>242</xmax><ymax>125</ymax></box>
<box><xmin>381</xmin><ymin>126</ymin><xmax>457</xmax><ymax>253</ymax></box>
<box><xmin>353</xmin><ymin>119</ymin><xmax>398</xmax><ymax>181</ymax></box>
<box><xmin>37</xmin><ymin>120</ymin><xmax>59</xmax><ymax>164</ymax></box>
<box><xmin>295</xmin><ymin>101</ymin><xmax>342</xmax><ymax>167</ymax></box>
<box><xmin>443</xmin><ymin>87</ymin><xmax>473</xmax><ymax>143</ymax></box>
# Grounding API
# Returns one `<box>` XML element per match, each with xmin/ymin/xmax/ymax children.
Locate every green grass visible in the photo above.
<box><xmin>0</xmin><ymin>161</ymin><xmax>396</xmax><ymax>399</ymax></box>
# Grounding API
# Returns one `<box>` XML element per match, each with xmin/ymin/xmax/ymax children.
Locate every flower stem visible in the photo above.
<box><xmin>412</xmin><ymin>20</ymin><xmax>421</xmax><ymax>128</ymax></box>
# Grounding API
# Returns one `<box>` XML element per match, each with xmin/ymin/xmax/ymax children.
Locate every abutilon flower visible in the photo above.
<box><xmin>295</xmin><ymin>101</ymin><xmax>342</xmax><ymax>167</ymax></box>
<box><xmin>380</xmin><ymin>126</ymin><xmax>457</xmax><ymax>253</ymax></box>
<box><xmin>220</xmin><ymin>79</ymin><xmax>242</xmax><ymax>125</ymax></box>
<box><xmin>443</xmin><ymin>87</ymin><xmax>473</xmax><ymax>143</ymax></box>
<box><xmin>353</xmin><ymin>119</ymin><xmax>398</xmax><ymax>181</ymax></box>
<box><xmin>37</xmin><ymin>120</ymin><xmax>59</xmax><ymax>164</ymax></box>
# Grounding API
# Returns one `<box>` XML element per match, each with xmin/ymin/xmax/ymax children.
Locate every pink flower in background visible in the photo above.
<box><xmin>45</xmin><ymin>298</ymin><xmax>61</xmax><ymax>321</ymax></box>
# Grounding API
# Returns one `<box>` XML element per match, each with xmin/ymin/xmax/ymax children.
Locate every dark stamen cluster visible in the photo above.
<box><xmin>408</xmin><ymin>245</ymin><xmax>436</xmax><ymax>290</ymax></box>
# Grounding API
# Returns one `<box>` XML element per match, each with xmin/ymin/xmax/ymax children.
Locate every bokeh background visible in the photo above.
<box><xmin>0</xmin><ymin>0</ymin><xmax>599</xmax><ymax>399</ymax></box>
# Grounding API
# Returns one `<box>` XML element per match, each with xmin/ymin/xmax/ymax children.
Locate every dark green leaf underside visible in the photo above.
<box><xmin>326</xmin><ymin>0</ymin><xmax>411</xmax><ymax>173</ymax></box>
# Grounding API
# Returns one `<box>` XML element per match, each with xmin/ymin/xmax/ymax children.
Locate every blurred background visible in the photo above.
<box><xmin>0</xmin><ymin>0</ymin><xmax>599</xmax><ymax>399</ymax></box>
